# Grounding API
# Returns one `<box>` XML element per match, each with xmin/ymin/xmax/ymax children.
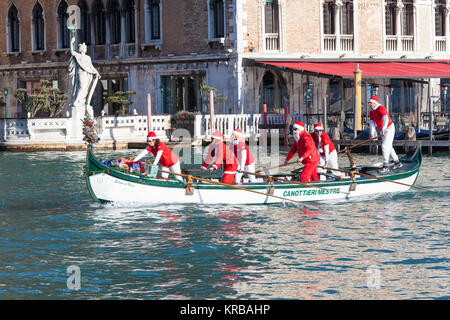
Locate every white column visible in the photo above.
<box><xmin>335</xmin><ymin>0</ymin><xmax>343</xmax><ymax>52</ymax></box>
<box><xmin>396</xmin><ymin>1</ymin><xmax>404</xmax><ymax>51</ymax></box>
<box><xmin>445</xmin><ymin>5</ymin><xmax>450</xmax><ymax>51</ymax></box>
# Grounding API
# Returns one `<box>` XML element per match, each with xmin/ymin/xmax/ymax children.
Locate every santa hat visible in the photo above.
<box><xmin>232</xmin><ymin>129</ymin><xmax>242</xmax><ymax>136</ymax></box>
<box><xmin>211</xmin><ymin>131</ymin><xmax>224</xmax><ymax>141</ymax></box>
<box><xmin>147</xmin><ymin>131</ymin><xmax>157</xmax><ymax>140</ymax></box>
<box><xmin>292</xmin><ymin>120</ymin><xmax>305</xmax><ymax>130</ymax></box>
<box><xmin>369</xmin><ymin>96</ymin><xmax>379</xmax><ymax>105</ymax></box>
<box><xmin>314</xmin><ymin>123</ymin><xmax>323</xmax><ymax>131</ymax></box>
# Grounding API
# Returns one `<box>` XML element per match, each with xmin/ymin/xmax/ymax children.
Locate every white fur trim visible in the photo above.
<box><xmin>211</xmin><ymin>134</ymin><xmax>223</xmax><ymax>141</ymax></box>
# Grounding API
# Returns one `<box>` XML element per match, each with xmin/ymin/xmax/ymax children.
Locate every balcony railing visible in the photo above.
<box><xmin>385</xmin><ymin>36</ymin><xmax>398</xmax><ymax>51</ymax></box>
<box><xmin>401</xmin><ymin>35</ymin><xmax>414</xmax><ymax>51</ymax></box>
<box><xmin>264</xmin><ymin>33</ymin><xmax>280</xmax><ymax>51</ymax></box>
<box><xmin>323</xmin><ymin>34</ymin><xmax>354</xmax><ymax>52</ymax></box>
<box><xmin>323</xmin><ymin>35</ymin><xmax>336</xmax><ymax>51</ymax></box>
<box><xmin>340</xmin><ymin>35</ymin><xmax>354</xmax><ymax>51</ymax></box>
<box><xmin>385</xmin><ymin>35</ymin><xmax>414</xmax><ymax>52</ymax></box>
<box><xmin>435</xmin><ymin>36</ymin><xmax>447</xmax><ymax>52</ymax></box>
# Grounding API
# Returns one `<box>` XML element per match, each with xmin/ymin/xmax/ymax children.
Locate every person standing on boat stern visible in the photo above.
<box><xmin>310</xmin><ymin>122</ymin><xmax>340</xmax><ymax>180</ymax></box>
<box><xmin>231</xmin><ymin>129</ymin><xmax>257</xmax><ymax>183</ymax></box>
<box><xmin>133</xmin><ymin>131</ymin><xmax>183</xmax><ymax>181</ymax></box>
<box><xmin>285</xmin><ymin>121</ymin><xmax>320</xmax><ymax>182</ymax></box>
<box><xmin>200</xmin><ymin>131</ymin><xmax>238</xmax><ymax>184</ymax></box>
<box><xmin>368</xmin><ymin>96</ymin><xmax>402</xmax><ymax>172</ymax></box>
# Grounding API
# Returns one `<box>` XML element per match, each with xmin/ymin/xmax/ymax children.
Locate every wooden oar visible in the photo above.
<box><xmin>337</xmin><ymin>135</ymin><xmax>381</xmax><ymax>154</ymax></box>
<box><xmin>181</xmin><ymin>168</ymin><xmax>204</xmax><ymax>173</ymax></box>
<box><xmin>317</xmin><ymin>165</ymin><xmax>435</xmax><ymax>193</ymax></box>
<box><xmin>158</xmin><ymin>169</ymin><xmax>306</xmax><ymax>205</ymax></box>
<box><xmin>237</xmin><ymin>169</ymin><xmax>350</xmax><ymax>195</ymax></box>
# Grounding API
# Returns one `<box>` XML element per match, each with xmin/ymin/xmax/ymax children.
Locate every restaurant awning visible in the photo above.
<box><xmin>254</xmin><ymin>60</ymin><xmax>450</xmax><ymax>79</ymax></box>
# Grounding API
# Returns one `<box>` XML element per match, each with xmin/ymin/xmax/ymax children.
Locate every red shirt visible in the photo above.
<box><xmin>286</xmin><ymin>131</ymin><xmax>319</xmax><ymax>164</ymax></box>
<box><xmin>370</xmin><ymin>105</ymin><xmax>393</xmax><ymax>131</ymax></box>
<box><xmin>146</xmin><ymin>142</ymin><xmax>178</xmax><ymax>168</ymax></box>
<box><xmin>202</xmin><ymin>142</ymin><xmax>237</xmax><ymax>172</ymax></box>
<box><xmin>311</xmin><ymin>131</ymin><xmax>335</xmax><ymax>158</ymax></box>
<box><xmin>234</xmin><ymin>141</ymin><xmax>255</xmax><ymax>166</ymax></box>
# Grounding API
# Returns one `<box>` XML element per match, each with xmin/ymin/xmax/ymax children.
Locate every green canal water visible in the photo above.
<box><xmin>0</xmin><ymin>148</ymin><xmax>448</xmax><ymax>299</ymax></box>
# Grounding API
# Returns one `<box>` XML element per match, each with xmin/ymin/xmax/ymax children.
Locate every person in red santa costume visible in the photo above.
<box><xmin>133</xmin><ymin>131</ymin><xmax>183</xmax><ymax>181</ymax></box>
<box><xmin>368</xmin><ymin>95</ymin><xmax>402</xmax><ymax>172</ymax></box>
<box><xmin>310</xmin><ymin>122</ymin><xmax>340</xmax><ymax>180</ymax></box>
<box><xmin>284</xmin><ymin>120</ymin><xmax>320</xmax><ymax>182</ymax></box>
<box><xmin>231</xmin><ymin>129</ymin><xmax>257</xmax><ymax>183</ymax></box>
<box><xmin>200</xmin><ymin>131</ymin><xmax>238</xmax><ymax>184</ymax></box>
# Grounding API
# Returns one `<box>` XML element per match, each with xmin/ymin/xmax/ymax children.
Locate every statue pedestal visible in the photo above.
<box><xmin>67</xmin><ymin>104</ymin><xmax>94</xmax><ymax>143</ymax></box>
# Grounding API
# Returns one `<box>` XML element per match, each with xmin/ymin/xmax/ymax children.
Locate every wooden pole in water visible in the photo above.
<box><xmin>147</xmin><ymin>94</ymin><xmax>152</xmax><ymax>132</ymax></box>
<box><xmin>262</xmin><ymin>103</ymin><xmax>267</xmax><ymax>147</ymax></box>
<box><xmin>428</xmin><ymin>79</ymin><xmax>433</xmax><ymax>155</ymax></box>
<box><xmin>354</xmin><ymin>64</ymin><xmax>362</xmax><ymax>131</ymax></box>
<box><xmin>209</xmin><ymin>90</ymin><xmax>215</xmax><ymax>134</ymax></box>
<box><xmin>284</xmin><ymin>104</ymin><xmax>289</xmax><ymax>148</ymax></box>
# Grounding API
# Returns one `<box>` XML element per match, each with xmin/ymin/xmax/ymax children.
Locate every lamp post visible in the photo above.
<box><xmin>3</xmin><ymin>87</ymin><xmax>8</xmax><ymax>141</ymax></box>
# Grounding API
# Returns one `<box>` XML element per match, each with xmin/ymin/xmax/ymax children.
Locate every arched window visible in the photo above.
<box><xmin>145</xmin><ymin>0</ymin><xmax>161</xmax><ymax>41</ymax></box>
<box><xmin>264</xmin><ymin>0</ymin><xmax>280</xmax><ymax>51</ymax></box>
<box><xmin>261</xmin><ymin>71</ymin><xmax>285</xmax><ymax>114</ymax></box>
<box><xmin>209</xmin><ymin>0</ymin><xmax>224</xmax><ymax>38</ymax></box>
<box><xmin>124</xmin><ymin>0</ymin><xmax>135</xmax><ymax>43</ymax></box>
<box><xmin>93</xmin><ymin>0</ymin><xmax>106</xmax><ymax>45</ymax></box>
<box><xmin>340</xmin><ymin>0</ymin><xmax>353</xmax><ymax>35</ymax></box>
<box><xmin>401</xmin><ymin>0</ymin><xmax>414</xmax><ymax>36</ymax></box>
<box><xmin>78</xmin><ymin>0</ymin><xmax>91</xmax><ymax>45</ymax></box>
<box><xmin>32</xmin><ymin>2</ymin><xmax>44</xmax><ymax>51</ymax></box>
<box><xmin>264</xmin><ymin>0</ymin><xmax>279</xmax><ymax>34</ymax></box>
<box><xmin>150</xmin><ymin>0</ymin><xmax>160</xmax><ymax>40</ymax></box>
<box><xmin>8</xmin><ymin>5</ymin><xmax>20</xmax><ymax>52</ymax></box>
<box><xmin>58</xmin><ymin>1</ymin><xmax>70</xmax><ymax>48</ymax></box>
<box><xmin>435</xmin><ymin>0</ymin><xmax>446</xmax><ymax>36</ymax></box>
<box><xmin>323</xmin><ymin>1</ymin><xmax>335</xmax><ymax>34</ymax></box>
<box><xmin>108</xmin><ymin>0</ymin><xmax>121</xmax><ymax>44</ymax></box>
<box><xmin>385</xmin><ymin>0</ymin><xmax>397</xmax><ymax>36</ymax></box>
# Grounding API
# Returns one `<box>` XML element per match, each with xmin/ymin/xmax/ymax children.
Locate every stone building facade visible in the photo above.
<box><xmin>1</xmin><ymin>0</ymin><xmax>450</xmax><ymax>120</ymax></box>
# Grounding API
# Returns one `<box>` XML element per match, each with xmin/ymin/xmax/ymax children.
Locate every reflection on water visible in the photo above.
<box><xmin>0</xmin><ymin>150</ymin><xmax>448</xmax><ymax>299</ymax></box>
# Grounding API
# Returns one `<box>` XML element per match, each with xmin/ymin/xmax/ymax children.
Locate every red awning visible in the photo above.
<box><xmin>255</xmin><ymin>60</ymin><xmax>450</xmax><ymax>78</ymax></box>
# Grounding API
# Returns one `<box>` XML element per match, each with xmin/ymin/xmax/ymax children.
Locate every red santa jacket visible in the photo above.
<box><xmin>370</xmin><ymin>105</ymin><xmax>393</xmax><ymax>131</ymax></box>
<box><xmin>286</xmin><ymin>130</ymin><xmax>319</xmax><ymax>164</ymax></box>
<box><xmin>146</xmin><ymin>142</ymin><xmax>178</xmax><ymax>168</ymax></box>
<box><xmin>202</xmin><ymin>142</ymin><xmax>237</xmax><ymax>173</ymax></box>
<box><xmin>233</xmin><ymin>141</ymin><xmax>255</xmax><ymax>167</ymax></box>
<box><xmin>311</xmin><ymin>131</ymin><xmax>336</xmax><ymax>159</ymax></box>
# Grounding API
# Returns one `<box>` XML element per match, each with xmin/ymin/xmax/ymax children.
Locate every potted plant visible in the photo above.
<box><xmin>14</xmin><ymin>80</ymin><xmax>69</xmax><ymax>118</ymax></box>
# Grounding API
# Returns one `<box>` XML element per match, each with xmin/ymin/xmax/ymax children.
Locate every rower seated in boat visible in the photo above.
<box><xmin>200</xmin><ymin>131</ymin><xmax>238</xmax><ymax>184</ymax></box>
<box><xmin>285</xmin><ymin>121</ymin><xmax>320</xmax><ymax>183</ymax></box>
<box><xmin>231</xmin><ymin>129</ymin><xmax>257</xmax><ymax>183</ymax></box>
<box><xmin>133</xmin><ymin>131</ymin><xmax>183</xmax><ymax>181</ymax></box>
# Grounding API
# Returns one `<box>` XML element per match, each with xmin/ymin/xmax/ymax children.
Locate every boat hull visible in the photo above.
<box><xmin>86</xmin><ymin>170</ymin><xmax>419</xmax><ymax>205</ymax></box>
<box><xmin>84</xmin><ymin>144</ymin><xmax>421</xmax><ymax>205</ymax></box>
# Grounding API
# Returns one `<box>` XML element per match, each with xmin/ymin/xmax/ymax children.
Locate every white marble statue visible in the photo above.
<box><xmin>68</xmin><ymin>36</ymin><xmax>101</xmax><ymax>107</ymax></box>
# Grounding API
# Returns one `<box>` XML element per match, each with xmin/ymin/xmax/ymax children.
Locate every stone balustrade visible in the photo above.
<box><xmin>0</xmin><ymin>113</ymin><xmax>291</xmax><ymax>147</ymax></box>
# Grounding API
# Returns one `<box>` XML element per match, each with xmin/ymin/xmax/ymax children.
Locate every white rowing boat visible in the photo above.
<box><xmin>84</xmin><ymin>145</ymin><xmax>422</xmax><ymax>205</ymax></box>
